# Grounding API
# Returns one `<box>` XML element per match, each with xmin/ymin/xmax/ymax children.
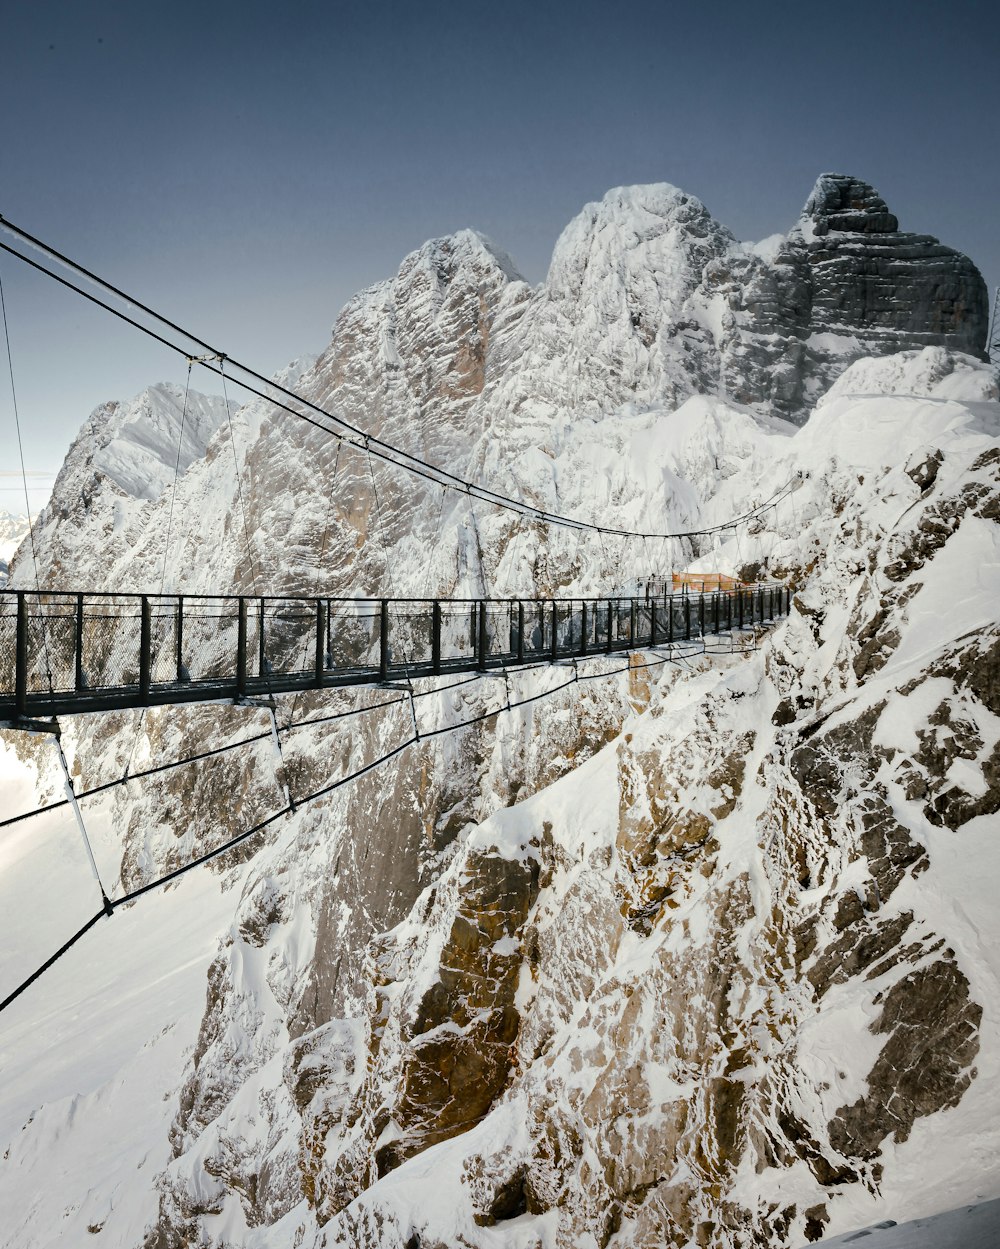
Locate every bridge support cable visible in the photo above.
<box><xmin>0</xmin><ymin>218</ymin><xmax>800</xmax><ymax>545</ymax></box>
<box><xmin>52</xmin><ymin>734</ymin><xmax>114</xmax><ymax>917</ymax></box>
<box><xmin>121</xmin><ymin>360</ymin><xmax>197</xmax><ymax>788</ymax></box>
<box><xmin>220</xmin><ymin>358</ymin><xmax>297</xmax><ymax>805</ymax></box>
<box><xmin>159</xmin><ymin>360</ymin><xmax>193</xmax><ymax>597</ymax></box>
<box><xmin>0</xmin><ymin>258</ymin><xmax>56</xmax><ymax>700</ymax></box>
<box><xmin>366</xmin><ymin>447</ymin><xmax>420</xmax><ymax>740</ymax></box>
<box><xmin>0</xmin><ymin>641</ymin><xmax>709</xmax><ymax>1015</ymax></box>
<box><xmin>284</xmin><ymin>437</ymin><xmax>344</xmax><ymax>731</ymax></box>
<box><xmin>0</xmin><ymin>675</ymin><xmax>495</xmax><ymax>837</ymax></box>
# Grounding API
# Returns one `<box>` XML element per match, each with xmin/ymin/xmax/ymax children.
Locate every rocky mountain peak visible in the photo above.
<box><xmin>802</xmin><ymin>172</ymin><xmax>899</xmax><ymax>235</ymax></box>
<box><xmin>546</xmin><ymin>182</ymin><xmax>734</xmax><ymax>302</ymax></box>
<box><xmin>397</xmin><ymin>227</ymin><xmax>524</xmax><ymax>298</ymax></box>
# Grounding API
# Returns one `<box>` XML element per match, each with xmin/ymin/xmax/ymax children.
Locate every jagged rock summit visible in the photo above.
<box><xmin>409</xmin><ymin>172</ymin><xmax>990</xmax><ymax>429</ymax></box>
<box><xmin>790</xmin><ymin>171</ymin><xmax>987</xmax><ymax>361</ymax></box>
<box><xmin>802</xmin><ymin>172</ymin><xmax>900</xmax><ymax>234</ymax></box>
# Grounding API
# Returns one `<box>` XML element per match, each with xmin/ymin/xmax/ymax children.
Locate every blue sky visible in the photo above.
<box><xmin>1</xmin><ymin>0</ymin><xmax>997</xmax><ymax>512</ymax></box>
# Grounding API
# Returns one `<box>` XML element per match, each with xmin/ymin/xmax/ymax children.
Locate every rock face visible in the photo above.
<box><xmin>15</xmin><ymin>382</ymin><xmax>234</xmax><ymax>587</ymax></box>
<box><xmin>710</xmin><ymin>172</ymin><xmax>990</xmax><ymax>420</ymax></box>
<box><xmin>795</xmin><ymin>172</ymin><xmax>987</xmax><ymax>362</ymax></box>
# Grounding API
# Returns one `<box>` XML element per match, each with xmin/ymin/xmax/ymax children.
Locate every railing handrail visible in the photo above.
<box><xmin>0</xmin><ymin>583</ymin><xmax>788</xmax><ymax>608</ymax></box>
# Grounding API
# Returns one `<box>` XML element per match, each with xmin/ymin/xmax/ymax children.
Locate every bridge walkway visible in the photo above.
<box><xmin>0</xmin><ymin>584</ymin><xmax>790</xmax><ymax>726</ymax></box>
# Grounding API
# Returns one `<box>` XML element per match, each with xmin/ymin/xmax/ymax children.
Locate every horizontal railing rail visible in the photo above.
<box><xmin>0</xmin><ymin>584</ymin><xmax>791</xmax><ymax>724</ymax></box>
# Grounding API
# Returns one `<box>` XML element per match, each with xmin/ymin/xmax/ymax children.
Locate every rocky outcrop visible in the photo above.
<box><xmin>712</xmin><ymin>173</ymin><xmax>989</xmax><ymax>420</ymax></box>
<box><xmin>796</xmin><ymin>174</ymin><xmax>987</xmax><ymax>353</ymax></box>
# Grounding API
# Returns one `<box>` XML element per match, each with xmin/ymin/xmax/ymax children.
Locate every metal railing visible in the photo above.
<box><xmin>0</xmin><ymin>584</ymin><xmax>791</xmax><ymax>724</ymax></box>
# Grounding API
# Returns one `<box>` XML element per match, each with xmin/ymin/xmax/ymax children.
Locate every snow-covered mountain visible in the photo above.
<box><xmin>17</xmin><ymin>381</ymin><xmax>237</xmax><ymax>588</ymax></box>
<box><xmin>0</xmin><ymin>175</ymin><xmax>997</xmax><ymax>1249</ymax></box>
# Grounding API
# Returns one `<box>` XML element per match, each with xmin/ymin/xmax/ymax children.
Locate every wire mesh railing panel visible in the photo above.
<box><xmin>386</xmin><ymin>605</ymin><xmax>433</xmax><ymax>667</ymax></box>
<box><xmin>0</xmin><ymin>598</ymin><xmax>15</xmax><ymax>693</ymax></box>
<box><xmin>148</xmin><ymin>603</ymin><xmax>180</xmax><ymax>684</ymax></box>
<box><xmin>479</xmin><ymin>603</ymin><xmax>513</xmax><ymax>659</ymax></box>
<box><xmin>81</xmin><ymin>601</ymin><xmax>142</xmax><ymax>689</ymax></box>
<box><xmin>327</xmin><ymin>603</ymin><xmax>380</xmax><ymax>672</ymax></box>
<box><xmin>28</xmin><ymin>606</ymin><xmax>75</xmax><ymax>692</ymax></box>
<box><xmin>553</xmin><ymin>603</ymin><xmax>579</xmax><ymax>654</ymax></box>
<box><xmin>609</xmin><ymin>601</ymin><xmax>632</xmax><ymax>648</ymax></box>
<box><xmin>261</xmin><ymin>603</ymin><xmax>316</xmax><ymax>678</ymax></box>
<box><xmin>439</xmin><ymin>604</ymin><xmax>478</xmax><ymax>663</ymax></box>
<box><xmin>512</xmin><ymin>604</ymin><xmax>547</xmax><ymax>659</ymax></box>
<box><xmin>182</xmin><ymin>602</ymin><xmax>240</xmax><ymax>683</ymax></box>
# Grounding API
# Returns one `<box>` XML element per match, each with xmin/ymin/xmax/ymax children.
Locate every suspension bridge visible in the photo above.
<box><xmin>0</xmin><ymin>212</ymin><xmax>798</xmax><ymax>1012</ymax></box>
<box><xmin>1</xmin><ymin>584</ymin><xmax>789</xmax><ymax>728</ymax></box>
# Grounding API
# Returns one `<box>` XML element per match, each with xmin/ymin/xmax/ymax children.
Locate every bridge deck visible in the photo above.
<box><xmin>0</xmin><ymin>585</ymin><xmax>789</xmax><ymax>726</ymax></box>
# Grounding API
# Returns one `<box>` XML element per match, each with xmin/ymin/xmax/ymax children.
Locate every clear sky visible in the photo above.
<box><xmin>1</xmin><ymin>0</ymin><xmax>997</xmax><ymax>513</ymax></box>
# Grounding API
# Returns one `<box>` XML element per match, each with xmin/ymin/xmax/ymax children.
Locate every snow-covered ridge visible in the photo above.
<box><xmin>83</xmin><ymin>380</ymin><xmax>233</xmax><ymax>502</ymax></box>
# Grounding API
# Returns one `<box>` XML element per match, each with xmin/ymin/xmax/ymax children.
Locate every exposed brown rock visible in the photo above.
<box><xmin>829</xmin><ymin>957</ymin><xmax>981</xmax><ymax>1158</ymax></box>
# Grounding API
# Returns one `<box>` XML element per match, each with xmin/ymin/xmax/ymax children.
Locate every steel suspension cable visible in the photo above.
<box><xmin>0</xmin><ymin>672</ymin><xmax>494</xmax><ymax>836</ymax></box>
<box><xmin>366</xmin><ymin>448</ymin><xmax>419</xmax><ymax>737</ymax></box>
<box><xmin>121</xmin><ymin>362</ymin><xmax>197</xmax><ymax>789</ymax></box>
<box><xmin>0</xmin><ymin>258</ymin><xmax>55</xmax><ymax>694</ymax></box>
<box><xmin>0</xmin><ymin>645</ymin><xmax>688</xmax><ymax>1014</ymax></box>
<box><xmin>284</xmin><ymin>437</ymin><xmax>344</xmax><ymax>731</ymax></box>
<box><xmin>0</xmin><ymin>224</ymin><xmax>799</xmax><ymax>543</ymax></box>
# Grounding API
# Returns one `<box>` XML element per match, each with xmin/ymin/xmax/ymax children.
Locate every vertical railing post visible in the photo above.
<box><xmin>698</xmin><ymin>593</ymin><xmax>705</xmax><ymax>638</ymax></box>
<box><xmin>667</xmin><ymin>596</ymin><xmax>674</xmax><ymax>645</ymax></box>
<box><xmin>15</xmin><ymin>591</ymin><xmax>27</xmax><ymax>717</ymax></box>
<box><xmin>606</xmin><ymin>601</ymin><xmax>614</xmax><ymax>653</ymax></box>
<box><xmin>236</xmin><ymin>597</ymin><xmax>248</xmax><ymax>698</ymax></box>
<box><xmin>738</xmin><ymin>589</ymin><xmax>744</xmax><ymax>631</ymax></box>
<box><xmin>379</xmin><ymin>599</ymin><xmax>389</xmax><ymax>681</ymax></box>
<box><xmin>714</xmin><ymin>592</ymin><xmax>720</xmax><ymax>635</ymax></box>
<box><xmin>315</xmin><ymin>598</ymin><xmax>326</xmax><ymax>686</ymax></box>
<box><xmin>258</xmin><ymin>598</ymin><xmax>266</xmax><ymax>678</ymax></box>
<box><xmin>75</xmin><ymin>593</ymin><xmax>84</xmax><ymax>691</ymax></box>
<box><xmin>477</xmin><ymin>601</ymin><xmax>489</xmax><ymax>671</ymax></box>
<box><xmin>651</xmin><ymin>601</ymin><xmax>659</xmax><ymax>646</ymax></box>
<box><xmin>550</xmin><ymin>601</ymin><xmax>558</xmax><ymax>662</ymax></box>
<box><xmin>139</xmin><ymin>596</ymin><xmax>152</xmax><ymax>703</ymax></box>
<box><xmin>432</xmin><ymin>601</ymin><xmax>442</xmax><ymax>675</ymax></box>
<box><xmin>630</xmin><ymin>598</ymin><xmax>636</xmax><ymax>646</ymax></box>
<box><xmin>579</xmin><ymin>601</ymin><xmax>588</xmax><ymax>656</ymax></box>
<box><xmin>516</xmin><ymin>601</ymin><xmax>524</xmax><ymax>663</ymax></box>
<box><xmin>176</xmin><ymin>595</ymin><xmax>185</xmax><ymax>683</ymax></box>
